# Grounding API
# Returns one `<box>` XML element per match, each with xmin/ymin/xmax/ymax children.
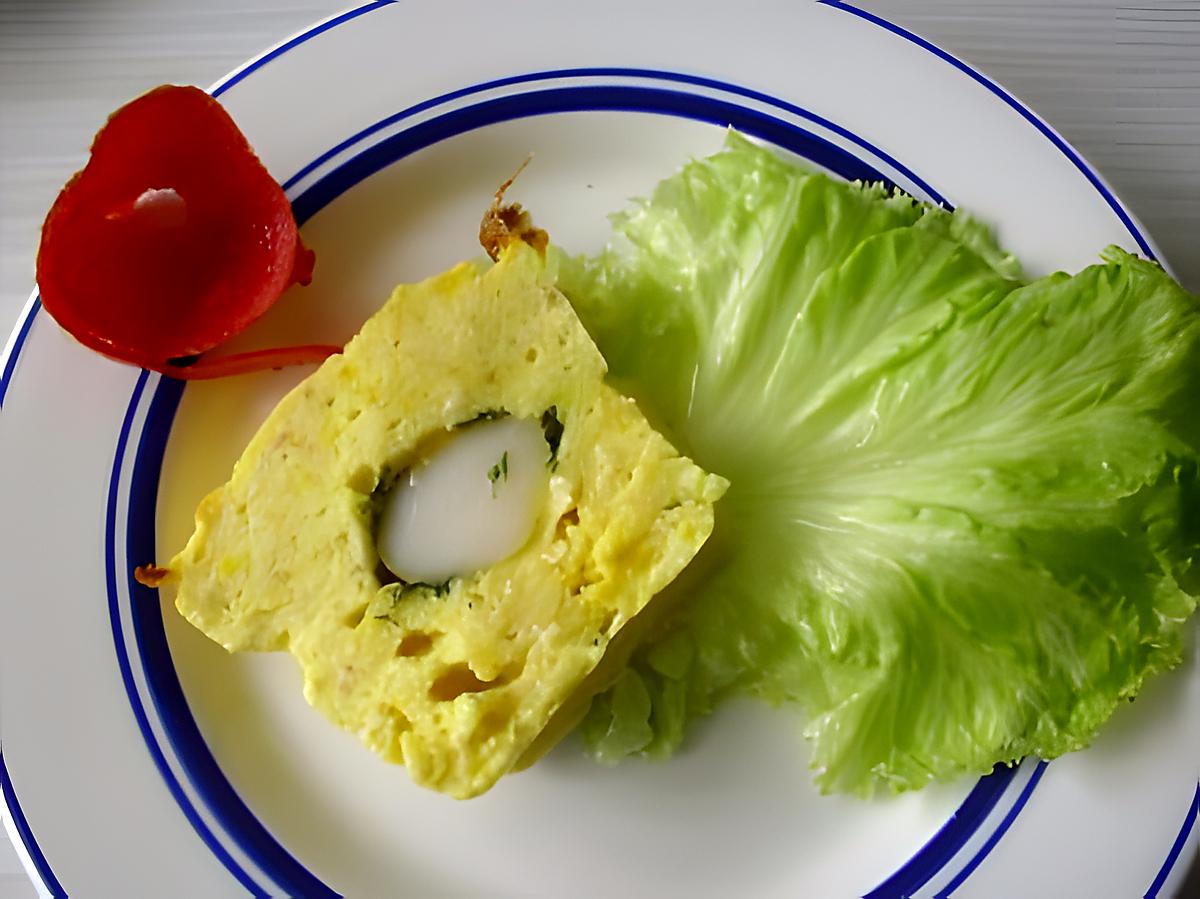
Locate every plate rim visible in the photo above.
<box><xmin>2</xmin><ymin>2</ymin><xmax>1193</xmax><ymax>897</ymax></box>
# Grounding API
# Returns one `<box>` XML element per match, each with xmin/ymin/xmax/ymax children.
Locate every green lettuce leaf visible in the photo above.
<box><xmin>560</xmin><ymin>133</ymin><xmax>1200</xmax><ymax>794</ymax></box>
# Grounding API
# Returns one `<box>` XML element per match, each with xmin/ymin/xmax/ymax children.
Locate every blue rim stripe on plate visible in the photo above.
<box><xmin>0</xmin><ymin>296</ymin><xmax>41</xmax><ymax>410</ymax></box>
<box><xmin>1144</xmin><ymin>782</ymin><xmax>1200</xmax><ymax>899</ymax></box>
<box><xmin>112</xmin><ymin>74</ymin><xmax>1019</xmax><ymax>899</ymax></box>
<box><xmin>289</xmin><ymin>84</ymin><xmax>907</xmax><ymax>226</ymax></box>
<box><xmin>1</xmin><ymin>749</ymin><xmax>67</xmax><ymax>898</ymax></box>
<box><xmin>280</xmin><ymin>66</ymin><xmax>946</xmax><ymax>206</ymax></box>
<box><xmin>818</xmin><ymin>0</ymin><xmax>1156</xmax><ymax>261</ymax></box>
<box><xmin>932</xmin><ymin>759</ymin><xmax>1049</xmax><ymax>898</ymax></box>
<box><xmin>122</xmin><ymin>376</ymin><xmax>342</xmax><ymax>899</ymax></box>
<box><xmin>105</xmin><ymin>371</ymin><xmax>269</xmax><ymax>898</ymax></box>
<box><xmin>210</xmin><ymin>0</ymin><xmax>397</xmax><ymax>98</ymax></box>
<box><xmin>862</xmin><ymin>761</ymin><xmax>1020</xmax><ymax>899</ymax></box>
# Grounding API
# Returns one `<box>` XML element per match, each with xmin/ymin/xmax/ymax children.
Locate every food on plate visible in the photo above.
<box><xmin>109</xmin><ymin>90</ymin><xmax>1197</xmax><ymax>801</ymax></box>
<box><xmin>36</xmin><ymin>85</ymin><xmax>338</xmax><ymax>379</ymax></box>
<box><xmin>146</xmin><ymin>215</ymin><xmax>728</xmax><ymax>798</ymax></box>
<box><xmin>562</xmin><ymin>132</ymin><xmax>1200</xmax><ymax>795</ymax></box>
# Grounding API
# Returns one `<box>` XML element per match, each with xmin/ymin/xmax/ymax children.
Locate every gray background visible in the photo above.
<box><xmin>1</xmin><ymin>1</ymin><xmax>1197</xmax><ymax>896</ymax></box>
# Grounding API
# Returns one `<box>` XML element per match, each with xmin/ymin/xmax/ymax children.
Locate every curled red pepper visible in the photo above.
<box><xmin>36</xmin><ymin>85</ymin><xmax>339</xmax><ymax>378</ymax></box>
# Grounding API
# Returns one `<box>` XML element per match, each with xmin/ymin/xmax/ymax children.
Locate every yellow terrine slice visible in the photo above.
<box><xmin>156</xmin><ymin>239</ymin><xmax>727</xmax><ymax>798</ymax></box>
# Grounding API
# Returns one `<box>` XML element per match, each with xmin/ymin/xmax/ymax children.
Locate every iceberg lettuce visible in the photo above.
<box><xmin>562</xmin><ymin>133</ymin><xmax>1200</xmax><ymax>794</ymax></box>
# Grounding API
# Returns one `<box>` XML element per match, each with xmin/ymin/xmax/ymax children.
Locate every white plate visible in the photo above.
<box><xmin>2</xmin><ymin>2</ymin><xmax>1197</xmax><ymax>897</ymax></box>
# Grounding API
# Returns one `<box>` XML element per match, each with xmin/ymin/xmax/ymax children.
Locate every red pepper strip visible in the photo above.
<box><xmin>162</xmin><ymin>344</ymin><xmax>342</xmax><ymax>380</ymax></box>
<box><xmin>36</xmin><ymin>85</ymin><xmax>323</xmax><ymax>378</ymax></box>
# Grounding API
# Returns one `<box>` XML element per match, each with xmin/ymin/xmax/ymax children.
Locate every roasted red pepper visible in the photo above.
<box><xmin>36</xmin><ymin>85</ymin><xmax>339</xmax><ymax>378</ymax></box>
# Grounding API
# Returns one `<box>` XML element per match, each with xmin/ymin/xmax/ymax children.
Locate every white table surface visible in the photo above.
<box><xmin>1</xmin><ymin>2</ymin><xmax>1197</xmax><ymax>897</ymax></box>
